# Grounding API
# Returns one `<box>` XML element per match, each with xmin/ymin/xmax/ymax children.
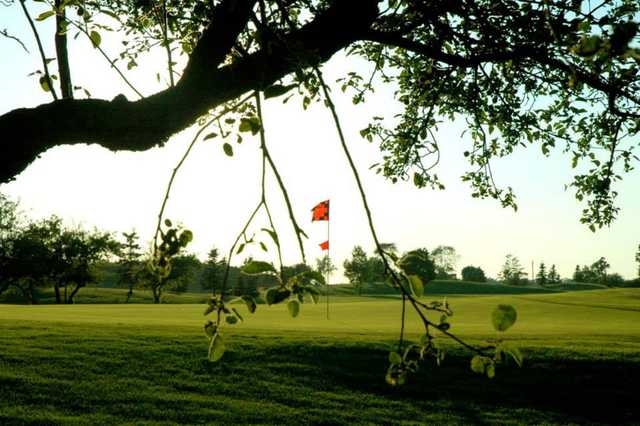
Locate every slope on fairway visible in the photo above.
<box><xmin>1</xmin><ymin>288</ymin><xmax>639</xmax><ymax>344</ymax></box>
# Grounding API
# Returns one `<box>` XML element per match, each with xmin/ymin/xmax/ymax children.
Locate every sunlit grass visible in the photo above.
<box><xmin>1</xmin><ymin>289</ymin><xmax>639</xmax><ymax>424</ymax></box>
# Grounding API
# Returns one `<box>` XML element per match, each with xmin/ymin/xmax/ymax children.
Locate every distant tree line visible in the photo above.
<box><xmin>572</xmin><ymin>257</ymin><xmax>626</xmax><ymax>287</ymax></box>
<box><xmin>4</xmin><ymin>190</ymin><xmax>639</xmax><ymax>303</ymax></box>
<box><xmin>341</xmin><ymin>244</ymin><xmax>490</xmax><ymax>292</ymax></box>
<box><xmin>0</xmin><ymin>194</ymin><xmax>118</xmax><ymax>304</ymax></box>
<box><xmin>0</xmin><ymin>193</ymin><xmax>322</xmax><ymax>304</ymax></box>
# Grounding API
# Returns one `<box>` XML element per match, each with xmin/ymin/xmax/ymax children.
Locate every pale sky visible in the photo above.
<box><xmin>1</xmin><ymin>4</ymin><xmax>639</xmax><ymax>281</ymax></box>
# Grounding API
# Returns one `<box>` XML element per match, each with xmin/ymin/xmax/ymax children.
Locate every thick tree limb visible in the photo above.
<box><xmin>0</xmin><ymin>0</ymin><xmax>379</xmax><ymax>183</ymax></box>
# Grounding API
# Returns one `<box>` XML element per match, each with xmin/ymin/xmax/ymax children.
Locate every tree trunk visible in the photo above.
<box><xmin>68</xmin><ymin>283</ymin><xmax>84</xmax><ymax>304</ymax></box>
<box><xmin>126</xmin><ymin>285</ymin><xmax>133</xmax><ymax>303</ymax></box>
<box><xmin>27</xmin><ymin>282</ymin><xmax>38</xmax><ymax>305</ymax></box>
<box><xmin>54</xmin><ymin>283</ymin><xmax>61</xmax><ymax>304</ymax></box>
<box><xmin>152</xmin><ymin>286</ymin><xmax>161</xmax><ymax>304</ymax></box>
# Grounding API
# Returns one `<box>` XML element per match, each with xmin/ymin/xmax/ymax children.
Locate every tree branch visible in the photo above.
<box><xmin>54</xmin><ymin>0</ymin><xmax>73</xmax><ymax>99</ymax></box>
<box><xmin>0</xmin><ymin>0</ymin><xmax>379</xmax><ymax>183</ymax></box>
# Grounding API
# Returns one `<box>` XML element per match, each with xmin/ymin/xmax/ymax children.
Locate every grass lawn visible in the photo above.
<box><xmin>0</xmin><ymin>279</ymin><xmax>562</xmax><ymax>306</ymax></box>
<box><xmin>1</xmin><ymin>289</ymin><xmax>639</xmax><ymax>424</ymax></box>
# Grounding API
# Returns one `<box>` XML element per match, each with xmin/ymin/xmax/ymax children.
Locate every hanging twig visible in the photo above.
<box><xmin>153</xmin><ymin>94</ymin><xmax>254</xmax><ymax>251</ymax></box>
<box><xmin>61</xmin><ymin>16</ymin><xmax>144</xmax><ymax>99</ymax></box>
<box><xmin>19</xmin><ymin>0</ymin><xmax>58</xmax><ymax>101</ymax></box>
<box><xmin>0</xmin><ymin>28</ymin><xmax>30</xmax><ymax>53</ymax></box>
<box><xmin>255</xmin><ymin>91</ymin><xmax>307</xmax><ymax>264</ymax></box>
<box><xmin>315</xmin><ymin>67</ymin><xmax>492</xmax><ymax>357</ymax></box>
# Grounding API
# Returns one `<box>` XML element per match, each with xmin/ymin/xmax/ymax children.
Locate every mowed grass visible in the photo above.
<box><xmin>0</xmin><ymin>279</ymin><xmax>560</xmax><ymax>305</ymax></box>
<box><xmin>1</xmin><ymin>289</ymin><xmax>639</xmax><ymax>425</ymax></box>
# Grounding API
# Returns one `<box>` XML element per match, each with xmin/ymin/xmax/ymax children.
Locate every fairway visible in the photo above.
<box><xmin>1</xmin><ymin>289</ymin><xmax>640</xmax><ymax>424</ymax></box>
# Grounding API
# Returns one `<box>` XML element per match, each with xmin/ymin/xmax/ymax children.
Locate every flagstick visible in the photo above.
<box><xmin>326</xmin><ymin>217</ymin><xmax>330</xmax><ymax>321</ymax></box>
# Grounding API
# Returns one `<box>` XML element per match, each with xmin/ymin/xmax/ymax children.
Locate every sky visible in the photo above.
<box><xmin>1</xmin><ymin>3</ymin><xmax>639</xmax><ymax>281</ymax></box>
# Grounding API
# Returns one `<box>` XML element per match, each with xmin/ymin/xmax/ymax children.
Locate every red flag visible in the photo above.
<box><xmin>319</xmin><ymin>240</ymin><xmax>329</xmax><ymax>251</ymax></box>
<box><xmin>311</xmin><ymin>200</ymin><xmax>330</xmax><ymax>221</ymax></box>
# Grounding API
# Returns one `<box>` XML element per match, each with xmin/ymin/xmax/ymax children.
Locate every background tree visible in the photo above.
<box><xmin>343</xmin><ymin>246</ymin><xmax>370</xmax><ymax>295</ymax></box>
<box><xmin>431</xmin><ymin>246</ymin><xmax>459</xmax><ymax>279</ymax></box>
<box><xmin>0</xmin><ymin>193</ymin><xmax>23</xmax><ymax>297</ymax></box>
<box><xmin>591</xmin><ymin>257</ymin><xmax>611</xmax><ymax>286</ymax></box>
<box><xmin>283</xmin><ymin>263</ymin><xmax>313</xmax><ymax>283</ymax></box>
<box><xmin>53</xmin><ymin>223</ymin><xmax>119</xmax><ymax>304</ymax></box>
<box><xmin>574</xmin><ymin>265</ymin><xmax>581</xmax><ymax>282</ymax></box>
<box><xmin>461</xmin><ymin>265</ymin><xmax>487</xmax><ymax>283</ymax></box>
<box><xmin>200</xmin><ymin>247</ymin><xmax>225</xmax><ymax>294</ymax></box>
<box><xmin>233</xmin><ymin>257</ymin><xmax>267</xmax><ymax>298</ymax></box>
<box><xmin>536</xmin><ymin>262</ymin><xmax>548</xmax><ymax>286</ymax></box>
<box><xmin>117</xmin><ymin>230</ymin><xmax>143</xmax><ymax>302</ymax></box>
<box><xmin>397</xmin><ymin>248</ymin><xmax>436</xmax><ymax>286</ymax></box>
<box><xmin>366</xmin><ymin>256</ymin><xmax>386</xmax><ymax>286</ymax></box>
<box><xmin>315</xmin><ymin>255</ymin><xmax>337</xmax><ymax>280</ymax></box>
<box><xmin>499</xmin><ymin>254</ymin><xmax>526</xmax><ymax>286</ymax></box>
<box><xmin>548</xmin><ymin>264</ymin><xmax>560</xmax><ymax>284</ymax></box>
<box><xmin>606</xmin><ymin>273</ymin><xmax>625</xmax><ymax>287</ymax></box>
<box><xmin>165</xmin><ymin>254</ymin><xmax>201</xmax><ymax>294</ymax></box>
<box><xmin>574</xmin><ymin>264</ymin><xmax>598</xmax><ymax>284</ymax></box>
<box><xmin>1</xmin><ymin>221</ymin><xmax>54</xmax><ymax>304</ymax></box>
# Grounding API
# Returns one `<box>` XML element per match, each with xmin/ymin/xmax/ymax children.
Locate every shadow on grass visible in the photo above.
<box><xmin>1</xmin><ymin>327</ymin><xmax>638</xmax><ymax>425</ymax></box>
<box><xmin>218</xmin><ymin>339</ymin><xmax>640</xmax><ymax>425</ymax></box>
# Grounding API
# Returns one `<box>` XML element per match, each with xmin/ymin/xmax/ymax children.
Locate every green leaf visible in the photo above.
<box><xmin>236</xmin><ymin>243</ymin><xmax>245</xmax><ymax>255</ymax></box>
<box><xmin>39</xmin><ymin>76</ymin><xmax>51</xmax><ymax>93</ymax></box>
<box><xmin>238</xmin><ymin>117</ymin><xmax>261</xmax><ymax>135</ymax></box>
<box><xmin>238</xmin><ymin>119</ymin><xmax>252</xmax><ymax>133</ymax></box>
<box><xmin>231</xmin><ymin>307</ymin><xmax>244</xmax><ymax>322</ymax></box>
<box><xmin>287</xmin><ymin>299</ymin><xmax>300</xmax><ymax>318</ymax></box>
<box><xmin>492</xmin><ymin>304</ymin><xmax>518</xmax><ymax>332</ymax></box>
<box><xmin>225</xmin><ymin>315</ymin><xmax>238</xmax><ymax>325</ymax></box>
<box><xmin>203</xmin><ymin>320</ymin><xmax>216</xmax><ymax>338</ymax></box>
<box><xmin>241</xmin><ymin>295</ymin><xmax>257</xmax><ymax>313</ymax></box>
<box><xmin>208</xmin><ymin>333</ymin><xmax>225</xmax><ymax>362</ymax></box>
<box><xmin>179</xmin><ymin>230</ymin><xmax>193</xmax><ymax>246</ymax></box>
<box><xmin>407</xmin><ymin>275</ymin><xmax>423</xmax><ymax>298</ymax></box>
<box><xmin>164</xmin><ymin>218</ymin><xmax>172</xmax><ymax>227</ymax></box>
<box><xmin>486</xmin><ymin>363</ymin><xmax>496</xmax><ymax>379</ymax></box>
<box><xmin>413</xmin><ymin>172</ymin><xmax>425</xmax><ymax>187</ymax></box>
<box><xmin>203</xmin><ymin>303</ymin><xmax>215</xmax><ymax>316</ymax></box>
<box><xmin>35</xmin><ymin>11</ymin><xmax>55</xmax><ymax>21</ymax></box>
<box><xmin>264</xmin><ymin>84</ymin><xmax>296</xmax><ymax>99</ymax></box>
<box><xmin>500</xmin><ymin>342</ymin><xmax>523</xmax><ymax>367</ymax></box>
<box><xmin>265</xmin><ymin>287</ymin><xmax>290</xmax><ymax>305</ymax></box>
<box><xmin>241</xmin><ymin>260</ymin><xmax>277</xmax><ymax>275</ymax></box>
<box><xmin>89</xmin><ymin>30</ymin><xmax>101</xmax><ymax>48</ymax></box>
<box><xmin>203</xmin><ymin>132</ymin><xmax>218</xmax><ymax>141</ymax></box>
<box><xmin>388</xmin><ymin>351</ymin><xmax>402</xmax><ymax>365</ymax></box>
<box><xmin>293</xmin><ymin>270</ymin><xmax>326</xmax><ymax>286</ymax></box>
<box><xmin>223</xmin><ymin>143</ymin><xmax>233</xmax><ymax>157</ymax></box>
<box><xmin>261</xmin><ymin>228</ymin><xmax>280</xmax><ymax>247</ymax></box>
<box><xmin>470</xmin><ymin>355</ymin><xmax>488</xmax><ymax>374</ymax></box>
<box><xmin>437</xmin><ymin>322</ymin><xmax>450</xmax><ymax>331</ymax></box>
<box><xmin>259</xmin><ymin>241</ymin><xmax>268</xmax><ymax>252</ymax></box>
